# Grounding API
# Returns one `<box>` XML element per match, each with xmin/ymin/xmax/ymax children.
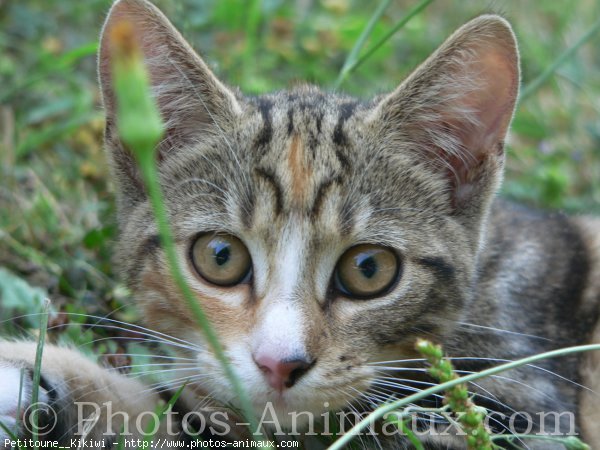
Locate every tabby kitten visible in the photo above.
<box><xmin>1</xmin><ymin>0</ymin><xmax>599</xmax><ymax>449</ymax></box>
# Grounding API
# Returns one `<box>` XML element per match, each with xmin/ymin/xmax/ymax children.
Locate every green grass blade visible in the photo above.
<box><xmin>16</xmin><ymin>369</ymin><xmax>25</xmax><ymax>437</ymax></box>
<box><xmin>140</xmin><ymin>383</ymin><xmax>188</xmax><ymax>449</ymax></box>
<box><xmin>116</xmin><ymin>425</ymin><xmax>127</xmax><ymax>450</ymax></box>
<box><xmin>396</xmin><ymin>417</ymin><xmax>424</xmax><ymax>450</ymax></box>
<box><xmin>29</xmin><ymin>298</ymin><xmax>50</xmax><ymax>443</ymax></box>
<box><xmin>0</xmin><ymin>42</ymin><xmax>97</xmax><ymax>104</ymax></box>
<box><xmin>0</xmin><ymin>420</ymin><xmax>20</xmax><ymax>443</ymax></box>
<box><xmin>16</xmin><ymin>112</ymin><xmax>101</xmax><ymax>157</ymax></box>
<box><xmin>520</xmin><ymin>17</ymin><xmax>600</xmax><ymax>102</ymax></box>
<box><xmin>0</xmin><ymin>420</ymin><xmax>27</xmax><ymax>450</ymax></box>
<box><xmin>334</xmin><ymin>0</ymin><xmax>392</xmax><ymax>89</ymax></box>
<box><xmin>334</xmin><ymin>0</ymin><xmax>435</xmax><ymax>89</ymax></box>
<box><xmin>245</xmin><ymin>0</ymin><xmax>262</xmax><ymax>61</ymax></box>
<box><xmin>55</xmin><ymin>41</ymin><xmax>98</xmax><ymax>68</ymax></box>
<box><xmin>352</xmin><ymin>0</ymin><xmax>434</xmax><ymax>77</ymax></box>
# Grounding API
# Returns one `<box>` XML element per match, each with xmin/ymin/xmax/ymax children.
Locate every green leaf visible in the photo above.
<box><xmin>0</xmin><ymin>268</ymin><xmax>49</xmax><ymax>328</ymax></box>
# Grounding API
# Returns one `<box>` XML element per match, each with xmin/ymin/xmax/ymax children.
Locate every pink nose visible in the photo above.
<box><xmin>254</xmin><ymin>355</ymin><xmax>313</xmax><ymax>392</ymax></box>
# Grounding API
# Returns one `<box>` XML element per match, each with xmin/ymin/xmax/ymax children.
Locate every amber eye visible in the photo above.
<box><xmin>334</xmin><ymin>244</ymin><xmax>400</xmax><ymax>298</ymax></box>
<box><xmin>190</xmin><ymin>233</ymin><xmax>252</xmax><ymax>286</ymax></box>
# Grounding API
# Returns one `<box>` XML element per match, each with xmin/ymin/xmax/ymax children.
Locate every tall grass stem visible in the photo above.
<box><xmin>520</xmin><ymin>17</ymin><xmax>600</xmax><ymax>102</ymax></box>
<box><xmin>334</xmin><ymin>0</ymin><xmax>434</xmax><ymax>89</ymax></box>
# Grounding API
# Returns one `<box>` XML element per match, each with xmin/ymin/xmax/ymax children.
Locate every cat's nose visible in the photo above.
<box><xmin>254</xmin><ymin>355</ymin><xmax>313</xmax><ymax>392</ymax></box>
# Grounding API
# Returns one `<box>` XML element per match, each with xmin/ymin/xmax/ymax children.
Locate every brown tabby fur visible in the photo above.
<box><xmin>1</xmin><ymin>1</ymin><xmax>599</xmax><ymax>449</ymax></box>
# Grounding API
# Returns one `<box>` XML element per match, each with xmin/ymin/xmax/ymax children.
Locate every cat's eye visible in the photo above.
<box><xmin>190</xmin><ymin>233</ymin><xmax>252</xmax><ymax>286</ymax></box>
<box><xmin>334</xmin><ymin>245</ymin><xmax>400</xmax><ymax>298</ymax></box>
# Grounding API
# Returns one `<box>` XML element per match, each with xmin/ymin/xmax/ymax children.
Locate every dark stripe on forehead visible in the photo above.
<box><xmin>311</xmin><ymin>175</ymin><xmax>342</xmax><ymax>219</ymax></box>
<box><xmin>287</xmin><ymin>107</ymin><xmax>294</xmax><ymax>136</ymax></box>
<box><xmin>254</xmin><ymin>98</ymin><xmax>273</xmax><ymax>151</ymax></box>
<box><xmin>334</xmin><ymin>145</ymin><xmax>350</xmax><ymax>171</ymax></box>
<box><xmin>332</xmin><ymin>101</ymin><xmax>358</xmax><ymax>145</ymax></box>
<box><xmin>315</xmin><ymin>111</ymin><xmax>323</xmax><ymax>134</ymax></box>
<box><xmin>255</xmin><ymin>167</ymin><xmax>284</xmax><ymax>216</ymax></box>
<box><xmin>307</xmin><ymin>131</ymin><xmax>319</xmax><ymax>158</ymax></box>
<box><xmin>332</xmin><ymin>101</ymin><xmax>358</xmax><ymax>169</ymax></box>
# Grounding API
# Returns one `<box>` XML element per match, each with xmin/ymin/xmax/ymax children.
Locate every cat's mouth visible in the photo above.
<box><xmin>247</xmin><ymin>376</ymin><xmax>376</xmax><ymax>429</ymax></box>
<box><xmin>192</xmin><ymin>373</ymin><xmax>372</xmax><ymax>430</ymax></box>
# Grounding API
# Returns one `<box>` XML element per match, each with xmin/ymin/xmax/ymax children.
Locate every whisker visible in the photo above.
<box><xmin>447</xmin><ymin>357</ymin><xmax>597</xmax><ymax>394</ymax></box>
<box><xmin>80</xmin><ymin>336</ymin><xmax>202</xmax><ymax>354</ymax></box>
<box><xmin>370</xmin><ymin>356</ymin><xmax>597</xmax><ymax>394</ymax></box>
<box><xmin>141</xmin><ymin>374</ymin><xmax>210</xmax><ymax>396</ymax></box>
<box><xmin>128</xmin><ymin>366</ymin><xmax>198</xmax><ymax>380</ymax></box>
<box><xmin>42</xmin><ymin>311</ymin><xmax>201</xmax><ymax>350</ymax></box>
<box><xmin>367</xmin><ymin>358</ymin><xmax>426</xmax><ymax>365</ymax></box>
<box><xmin>102</xmin><ymin>353</ymin><xmax>197</xmax><ymax>362</ymax></box>
<box><xmin>115</xmin><ymin>362</ymin><xmax>197</xmax><ymax>370</ymax></box>
<box><xmin>369</xmin><ymin>366</ymin><xmax>428</xmax><ymax>372</ymax></box>
<box><xmin>457</xmin><ymin>322</ymin><xmax>553</xmax><ymax>342</ymax></box>
<box><xmin>374</xmin><ymin>375</ymin><xmax>521</xmax><ymax>419</ymax></box>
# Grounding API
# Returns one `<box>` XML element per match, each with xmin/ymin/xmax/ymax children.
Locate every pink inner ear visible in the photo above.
<box><xmin>406</xmin><ymin>41</ymin><xmax>518</xmax><ymax>212</ymax></box>
<box><xmin>433</xmin><ymin>44</ymin><xmax>518</xmax><ymax>205</ymax></box>
<box><xmin>459</xmin><ymin>50</ymin><xmax>519</xmax><ymax>154</ymax></box>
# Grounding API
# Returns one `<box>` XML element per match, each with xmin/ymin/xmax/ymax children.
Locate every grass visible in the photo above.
<box><xmin>1</xmin><ymin>0</ymin><xmax>600</xmax><ymax>449</ymax></box>
<box><xmin>28</xmin><ymin>300</ymin><xmax>50</xmax><ymax>443</ymax></box>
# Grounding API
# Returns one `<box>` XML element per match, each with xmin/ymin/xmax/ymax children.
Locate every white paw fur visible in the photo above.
<box><xmin>0</xmin><ymin>363</ymin><xmax>32</xmax><ymax>440</ymax></box>
<box><xmin>0</xmin><ymin>362</ymin><xmax>50</xmax><ymax>441</ymax></box>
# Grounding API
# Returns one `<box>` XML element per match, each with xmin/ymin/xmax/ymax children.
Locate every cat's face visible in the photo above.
<box><xmin>99</xmin><ymin>0</ymin><xmax>519</xmax><ymax>424</ymax></box>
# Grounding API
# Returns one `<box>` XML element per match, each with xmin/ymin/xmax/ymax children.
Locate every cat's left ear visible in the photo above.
<box><xmin>98</xmin><ymin>0</ymin><xmax>241</xmax><ymax>205</ymax></box>
<box><xmin>371</xmin><ymin>15</ymin><xmax>520</xmax><ymax>214</ymax></box>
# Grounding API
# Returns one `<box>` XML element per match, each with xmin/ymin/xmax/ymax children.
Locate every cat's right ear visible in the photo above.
<box><xmin>98</xmin><ymin>0</ymin><xmax>241</xmax><ymax>206</ymax></box>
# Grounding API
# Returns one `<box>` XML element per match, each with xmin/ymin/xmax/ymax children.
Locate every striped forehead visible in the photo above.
<box><xmin>248</xmin><ymin>91</ymin><xmax>363</xmax><ymax>220</ymax></box>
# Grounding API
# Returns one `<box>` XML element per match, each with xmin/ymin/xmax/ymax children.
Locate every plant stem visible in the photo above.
<box><xmin>520</xmin><ymin>17</ymin><xmax>600</xmax><ymax>102</ymax></box>
<box><xmin>334</xmin><ymin>0</ymin><xmax>391</xmax><ymax>89</ymax></box>
<box><xmin>30</xmin><ymin>298</ymin><xmax>50</xmax><ymax>443</ymax></box>
<box><xmin>416</xmin><ymin>339</ymin><xmax>491</xmax><ymax>449</ymax></box>
<box><xmin>352</xmin><ymin>0</ymin><xmax>434</xmax><ymax>78</ymax></box>
<box><xmin>334</xmin><ymin>0</ymin><xmax>435</xmax><ymax>89</ymax></box>
<box><xmin>137</xmin><ymin>153</ymin><xmax>260</xmax><ymax>436</ymax></box>
<box><xmin>327</xmin><ymin>343</ymin><xmax>600</xmax><ymax>450</ymax></box>
<box><xmin>398</xmin><ymin>418</ymin><xmax>425</xmax><ymax>450</ymax></box>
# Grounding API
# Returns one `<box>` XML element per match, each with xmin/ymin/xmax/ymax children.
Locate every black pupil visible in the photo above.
<box><xmin>357</xmin><ymin>254</ymin><xmax>378</xmax><ymax>279</ymax></box>
<box><xmin>213</xmin><ymin>241</ymin><xmax>231</xmax><ymax>266</ymax></box>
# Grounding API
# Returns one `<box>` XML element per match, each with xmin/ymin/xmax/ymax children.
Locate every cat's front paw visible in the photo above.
<box><xmin>0</xmin><ymin>363</ymin><xmax>31</xmax><ymax>441</ymax></box>
<box><xmin>0</xmin><ymin>362</ymin><xmax>52</xmax><ymax>443</ymax></box>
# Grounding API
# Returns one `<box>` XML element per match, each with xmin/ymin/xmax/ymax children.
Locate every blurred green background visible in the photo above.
<box><xmin>1</xmin><ymin>0</ymin><xmax>599</xmax><ymax>364</ymax></box>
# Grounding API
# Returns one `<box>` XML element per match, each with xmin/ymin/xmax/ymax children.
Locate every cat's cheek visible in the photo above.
<box><xmin>138</xmin><ymin>267</ymin><xmax>254</xmax><ymax>341</ymax></box>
